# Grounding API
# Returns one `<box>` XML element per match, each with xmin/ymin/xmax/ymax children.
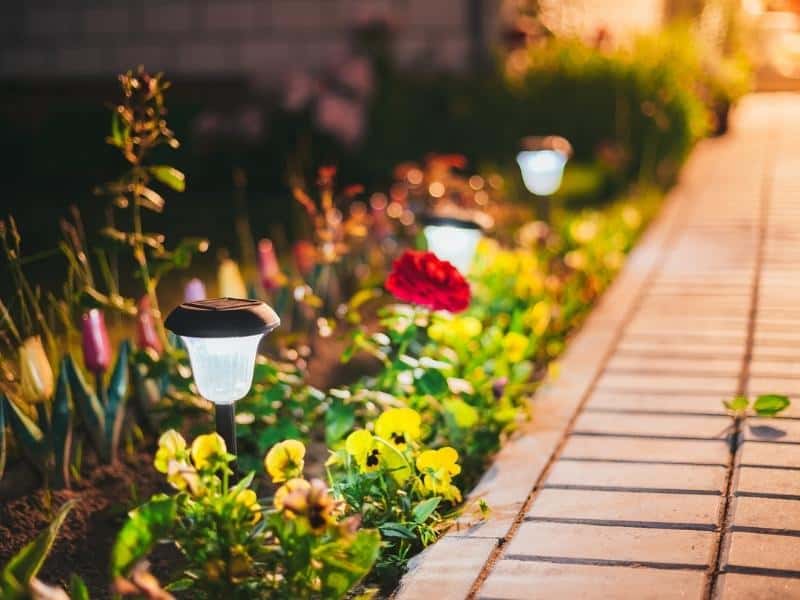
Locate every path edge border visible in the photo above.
<box><xmin>393</xmin><ymin>162</ymin><xmax>700</xmax><ymax>600</ymax></box>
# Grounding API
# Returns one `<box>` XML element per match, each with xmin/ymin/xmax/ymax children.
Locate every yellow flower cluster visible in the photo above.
<box><xmin>342</xmin><ymin>407</ymin><xmax>463</xmax><ymax>502</ymax></box>
<box><xmin>265</xmin><ymin>439</ymin><xmax>338</xmax><ymax>532</ymax></box>
<box><xmin>153</xmin><ymin>429</ymin><xmax>231</xmax><ymax>493</ymax></box>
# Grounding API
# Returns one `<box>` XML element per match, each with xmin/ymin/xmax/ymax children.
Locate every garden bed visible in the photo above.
<box><xmin>0</xmin><ymin>21</ymin><xmax>746</xmax><ymax>597</ymax></box>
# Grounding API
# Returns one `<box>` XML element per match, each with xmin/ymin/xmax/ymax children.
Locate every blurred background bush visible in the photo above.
<box><xmin>0</xmin><ymin>0</ymin><xmax>786</xmax><ymax>275</ymax></box>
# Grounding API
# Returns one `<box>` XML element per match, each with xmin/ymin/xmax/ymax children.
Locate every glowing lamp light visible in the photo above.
<box><xmin>422</xmin><ymin>216</ymin><xmax>483</xmax><ymax>275</ymax></box>
<box><xmin>165</xmin><ymin>298</ymin><xmax>280</xmax><ymax>458</ymax></box>
<box><xmin>516</xmin><ymin>136</ymin><xmax>573</xmax><ymax>196</ymax></box>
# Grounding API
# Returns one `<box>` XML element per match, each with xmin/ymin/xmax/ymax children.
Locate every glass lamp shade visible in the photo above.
<box><xmin>165</xmin><ymin>298</ymin><xmax>280</xmax><ymax>405</ymax></box>
<box><xmin>180</xmin><ymin>334</ymin><xmax>263</xmax><ymax>404</ymax></box>
<box><xmin>422</xmin><ymin>216</ymin><xmax>483</xmax><ymax>274</ymax></box>
<box><xmin>516</xmin><ymin>149</ymin><xmax>568</xmax><ymax>196</ymax></box>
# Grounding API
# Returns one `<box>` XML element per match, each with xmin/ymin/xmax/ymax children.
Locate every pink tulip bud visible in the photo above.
<box><xmin>136</xmin><ymin>296</ymin><xmax>163</xmax><ymax>355</ymax></box>
<box><xmin>257</xmin><ymin>239</ymin><xmax>284</xmax><ymax>291</ymax></box>
<box><xmin>184</xmin><ymin>278</ymin><xmax>207</xmax><ymax>303</ymax></box>
<box><xmin>292</xmin><ymin>241</ymin><xmax>317</xmax><ymax>278</ymax></box>
<box><xmin>81</xmin><ymin>309</ymin><xmax>112</xmax><ymax>373</ymax></box>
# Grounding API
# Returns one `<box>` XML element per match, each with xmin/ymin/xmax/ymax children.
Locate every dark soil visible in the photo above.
<box><xmin>0</xmin><ymin>450</ymin><xmax>176</xmax><ymax>598</ymax></box>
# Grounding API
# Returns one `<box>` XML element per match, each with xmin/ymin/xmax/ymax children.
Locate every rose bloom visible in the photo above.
<box><xmin>385</xmin><ymin>250</ymin><xmax>470</xmax><ymax>313</ymax></box>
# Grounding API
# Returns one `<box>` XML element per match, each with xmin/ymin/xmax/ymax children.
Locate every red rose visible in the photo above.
<box><xmin>385</xmin><ymin>250</ymin><xmax>471</xmax><ymax>313</ymax></box>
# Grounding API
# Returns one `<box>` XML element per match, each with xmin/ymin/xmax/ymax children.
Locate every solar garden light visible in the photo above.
<box><xmin>421</xmin><ymin>214</ymin><xmax>484</xmax><ymax>275</ymax></box>
<box><xmin>165</xmin><ymin>298</ymin><xmax>280</xmax><ymax>460</ymax></box>
<box><xmin>516</xmin><ymin>136</ymin><xmax>573</xmax><ymax>220</ymax></box>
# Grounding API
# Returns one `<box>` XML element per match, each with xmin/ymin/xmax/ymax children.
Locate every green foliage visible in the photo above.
<box><xmin>1</xmin><ymin>500</ymin><xmax>79</xmax><ymax>599</ymax></box>
<box><xmin>725</xmin><ymin>394</ymin><xmax>791</xmax><ymax>417</ymax></box>
<box><xmin>66</xmin><ymin>341</ymin><xmax>130</xmax><ymax>464</ymax></box>
<box><xmin>235</xmin><ymin>357</ymin><xmax>325</xmax><ymax>473</ymax></box>
<box><xmin>1</xmin><ymin>357</ymin><xmax>74</xmax><ymax>488</ymax></box>
<box><xmin>113</xmin><ymin>433</ymin><xmax>379</xmax><ymax>599</ymax></box>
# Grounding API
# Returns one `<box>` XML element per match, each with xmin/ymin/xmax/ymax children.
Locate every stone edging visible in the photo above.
<box><xmin>394</xmin><ymin>173</ymin><xmax>697</xmax><ymax>599</ymax></box>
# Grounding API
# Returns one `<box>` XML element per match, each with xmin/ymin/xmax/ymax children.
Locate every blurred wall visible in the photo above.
<box><xmin>0</xmin><ymin>0</ymin><xmax>500</xmax><ymax>86</ymax></box>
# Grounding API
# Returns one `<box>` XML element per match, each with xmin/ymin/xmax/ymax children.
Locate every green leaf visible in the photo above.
<box><xmin>51</xmin><ymin>359</ymin><xmax>74</xmax><ymax>488</ymax></box>
<box><xmin>415</xmin><ymin>369</ymin><xmax>449</xmax><ymax>396</ymax></box>
<box><xmin>723</xmin><ymin>395</ymin><xmax>750</xmax><ymax>414</ymax></box>
<box><xmin>412</xmin><ymin>497</ymin><xmax>441</xmax><ymax>524</ymax></box>
<box><xmin>111</xmin><ymin>495</ymin><xmax>177</xmax><ymax>577</ymax></box>
<box><xmin>325</xmin><ymin>401</ymin><xmax>356</xmax><ymax>445</ymax></box>
<box><xmin>2</xmin><ymin>500</ymin><xmax>75</xmax><ymax>593</ymax></box>
<box><xmin>65</xmin><ymin>356</ymin><xmax>108</xmax><ymax>462</ymax></box>
<box><xmin>104</xmin><ymin>341</ymin><xmax>130</xmax><ymax>464</ymax></box>
<box><xmin>149</xmin><ymin>166</ymin><xmax>186</xmax><ymax>192</ymax></box>
<box><xmin>754</xmin><ymin>394</ymin><xmax>790</xmax><ymax>417</ymax></box>
<box><xmin>165</xmin><ymin>578</ymin><xmax>194</xmax><ymax>592</ymax></box>
<box><xmin>319</xmin><ymin>530</ymin><xmax>381</xmax><ymax>598</ymax></box>
<box><xmin>378</xmin><ymin>522</ymin><xmax>416</xmax><ymax>540</ymax></box>
<box><xmin>69</xmin><ymin>574</ymin><xmax>90</xmax><ymax>600</ymax></box>
<box><xmin>108</xmin><ymin>110</ymin><xmax>124</xmax><ymax>148</ymax></box>
<box><xmin>2</xmin><ymin>394</ymin><xmax>48</xmax><ymax>470</ymax></box>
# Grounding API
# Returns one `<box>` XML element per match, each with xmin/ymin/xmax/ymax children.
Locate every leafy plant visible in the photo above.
<box><xmin>66</xmin><ymin>341</ymin><xmax>130</xmax><ymax>464</ymax></box>
<box><xmin>112</xmin><ymin>433</ymin><xmax>380</xmax><ymax>599</ymax></box>
<box><xmin>328</xmin><ymin>407</ymin><xmax>462</xmax><ymax>583</ymax></box>
<box><xmin>724</xmin><ymin>394</ymin><xmax>791</xmax><ymax>417</ymax></box>
<box><xmin>1</xmin><ymin>500</ymin><xmax>88</xmax><ymax>600</ymax></box>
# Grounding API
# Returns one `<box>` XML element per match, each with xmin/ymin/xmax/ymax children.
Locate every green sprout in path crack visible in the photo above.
<box><xmin>723</xmin><ymin>394</ymin><xmax>791</xmax><ymax>418</ymax></box>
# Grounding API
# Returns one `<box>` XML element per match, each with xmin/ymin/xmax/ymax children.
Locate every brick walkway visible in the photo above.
<box><xmin>396</xmin><ymin>94</ymin><xmax>800</xmax><ymax>599</ymax></box>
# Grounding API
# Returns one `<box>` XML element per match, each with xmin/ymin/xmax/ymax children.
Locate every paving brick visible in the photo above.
<box><xmin>545</xmin><ymin>460</ymin><xmax>726</xmax><ymax>492</ymax></box>
<box><xmin>505</xmin><ymin>521</ymin><xmax>716</xmax><ymax>565</ymax></box>
<box><xmin>596</xmin><ymin>372</ymin><xmax>738</xmax><ymax>394</ymax></box>
<box><xmin>573</xmin><ymin>412</ymin><xmax>732</xmax><ymax>439</ymax></box>
<box><xmin>739</xmin><ymin>441</ymin><xmax>800</xmax><ymax>467</ymax></box>
<box><xmin>527</xmin><ymin>489</ymin><xmax>722</xmax><ymax>526</ymax></box>
<box><xmin>731</xmin><ymin>496</ymin><xmax>800</xmax><ymax>531</ymax></box>
<box><xmin>735</xmin><ymin>466</ymin><xmax>800</xmax><ymax>496</ymax></box>
<box><xmin>617</xmin><ymin>339</ymin><xmax>744</xmax><ymax>358</ymax></box>
<box><xmin>748</xmin><ymin>376</ymin><xmax>800</xmax><ymax>396</ymax></box>
<box><xmin>742</xmin><ymin>418</ymin><xmax>800</xmax><ymax>443</ymax></box>
<box><xmin>725</xmin><ymin>531</ymin><xmax>800</xmax><ymax>571</ymax></box>
<box><xmin>479</xmin><ymin>560</ymin><xmax>707</xmax><ymax>600</ymax></box>
<box><xmin>561</xmin><ymin>436</ymin><xmax>730</xmax><ymax>464</ymax></box>
<box><xmin>715</xmin><ymin>573</ymin><xmax>800</xmax><ymax>599</ymax></box>
<box><xmin>585</xmin><ymin>391</ymin><xmax>728</xmax><ymax>414</ymax></box>
<box><xmin>448</xmin><ymin>431</ymin><xmax>560</xmax><ymax>540</ymax></box>
<box><xmin>605</xmin><ymin>355</ymin><xmax>742</xmax><ymax>376</ymax></box>
<box><xmin>394</xmin><ymin>536</ymin><xmax>497</xmax><ymax>600</ymax></box>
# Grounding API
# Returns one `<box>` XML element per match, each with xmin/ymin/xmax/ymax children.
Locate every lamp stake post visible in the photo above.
<box><xmin>516</xmin><ymin>136</ymin><xmax>572</xmax><ymax>222</ymax></box>
<box><xmin>165</xmin><ymin>297</ymin><xmax>280</xmax><ymax>471</ymax></box>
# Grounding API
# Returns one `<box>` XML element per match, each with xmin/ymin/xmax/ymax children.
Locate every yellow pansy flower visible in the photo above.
<box><xmin>235</xmin><ymin>488</ymin><xmax>261</xmax><ymax>523</ymax></box>
<box><xmin>570</xmin><ymin>218</ymin><xmax>598</xmax><ymax>243</ymax></box>
<box><xmin>274</xmin><ymin>478</ymin><xmax>311</xmax><ymax>513</ymax></box>
<box><xmin>523</xmin><ymin>300</ymin><xmax>551</xmax><ymax>337</ymax></box>
<box><xmin>416</xmin><ymin>447</ymin><xmax>462</xmax><ymax>502</ymax></box>
<box><xmin>345</xmin><ymin>429</ymin><xmax>411</xmax><ymax>483</ymax></box>
<box><xmin>264</xmin><ymin>439</ymin><xmax>306</xmax><ymax>483</ymax></box>
<box><xmin>191</xmin><ymin>432</ymin><xmax>228</xmax><ymax>471</ymax></box>
<box><xmin>375</xmin><ymin>407</ymin><xmax>421</xmax><ymax>449</ymax></box>
<box><xmin>502</xmin><ymin>332</ymin><xmax>529</xmax><ymax>363</ymax></box>
<box><xmin>154</xmin><ymin>429</ymin><xmax>187</xmax><ymax>473</ymax></box>
<box><xmin>443</xmin><ymin>398</ymin><xmax>479</xmax><ymax>428</ymax></box>
<box><xmin>346</xmin><ymin>429</ymin><xmax>381</xmax><ymax>473</ymax></box>
<box><xmin>166</xmin><ymin>458</ymin><xmax>201</xmax><ymax>494</ymax></box>
<box><xmin>428</xmin><ymin>316</ymin><xmax>482</xmax><ymax>346</ymax></box>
